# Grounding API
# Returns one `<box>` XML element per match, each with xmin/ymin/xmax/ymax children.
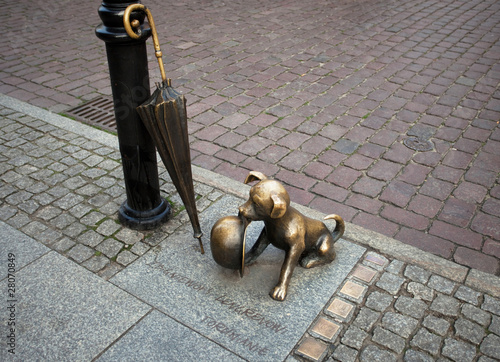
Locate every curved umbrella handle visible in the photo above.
<box><xmin>124</xmin><ymin>4</ymin><xmax>168</xmax><ymax>84</ymax></box>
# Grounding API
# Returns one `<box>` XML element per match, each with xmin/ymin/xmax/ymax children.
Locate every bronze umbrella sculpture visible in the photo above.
<box><xmin>124</xmin><ymin>4</ymin><xmax>204</xmax><ymax>254</ymax></box>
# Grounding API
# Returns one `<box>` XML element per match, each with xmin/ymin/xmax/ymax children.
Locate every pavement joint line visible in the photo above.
<box><xmin>1</xmin><ymin>93</ymin><xmax>499</xmax><ymax>298</ymax></box>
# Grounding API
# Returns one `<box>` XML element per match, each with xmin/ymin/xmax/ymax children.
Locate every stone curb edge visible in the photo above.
<box><xmin>2</xmin><ymin>93</ymin><xmax>499</xmax><ymax>298</ymax></box>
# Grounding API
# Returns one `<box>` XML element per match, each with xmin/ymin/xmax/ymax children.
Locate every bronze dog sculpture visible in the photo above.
<box><xmin>238</xmin><ymin>171</ymin><xmax>345</xmax><ymax>301</ymax></box>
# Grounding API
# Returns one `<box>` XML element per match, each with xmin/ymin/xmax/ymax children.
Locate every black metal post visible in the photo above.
<box><xmin>96</xmin><ymin>0</ymin><xmax>171</xmax><ymax>230</ymax></box>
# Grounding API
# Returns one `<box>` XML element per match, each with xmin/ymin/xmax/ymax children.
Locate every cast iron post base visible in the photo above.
<box><xmin>96</xmin><ymin>0</ymin><xmax>171</xmax><ymax>230</ymax></box>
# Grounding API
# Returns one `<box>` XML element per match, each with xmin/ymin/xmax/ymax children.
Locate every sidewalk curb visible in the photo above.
<box><xmin>2</xmin><ymin>93</ymin><xmax>499</xmax><ymax>298</ymax></box>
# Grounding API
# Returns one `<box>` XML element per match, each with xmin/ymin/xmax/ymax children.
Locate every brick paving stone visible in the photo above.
<box><xmin>453</xmin><ymin>247</ymin><xmax>500</xmax><ymax>274</ymax></box>
<box><xmin>471</xmin><ymin>213</ymin><xmax>500</xmax><ymax>241</ymax></box>
<box><xmin>397</xmin><ymin>163</ymin><xmax>431</xmax><ymax>186</ymax></box>
<box><xmin>343</xmin><ymin>154</ymin><xmax>375</xmax><ymax>171</ymax></box>
<box><xmin>351</xmin><ymin>177</ymin><xmax>386</xmax><ymax>198</ymax></box>
<box><xmin>379</xmin><ymin>181</ymin><xmax>417</xmax><ymax>208</ymax></box>
<box><xmin>367</xmin><ymin>160</ymin><xmax>403</xmax><ymax>182</ymax></box>
<box><xmin>429</xmin><ymin>221</ymin><xmax>483</xmax><ymax>250</ymax></box>
<box><xmin>381</xmin><ymin>205</ymin><xmax>428</xmax><ymax>230</ymax></box>
<box><xmin>396</xmin><ymin>228</ymin><xmax>454</xmax><ymax>259</ymax></box>
<box><xmin>483</xmin><ymin>239</ymin><xmax>500</xmax><ymax>259</ymax></box>
<box><xmin>453</xmin><ymin>181</ymin><xmax>488</xmax><ymax>204</ymax></box>
<box><xmin>438</xmin><ymin>198</ymin><xmax>476</xmax><ymax>228</ymax></box>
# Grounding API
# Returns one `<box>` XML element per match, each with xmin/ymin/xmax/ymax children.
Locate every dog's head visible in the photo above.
<box><xmin>238</xmin><ymin>171</ymin><xmax>290</xmax><ymax>222</ymax></box>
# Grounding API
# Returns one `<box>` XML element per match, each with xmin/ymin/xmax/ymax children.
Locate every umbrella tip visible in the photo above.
<box><xmin>195</xmin><ymin>233</ymin><xmax>204</xmax><ymax>254</ymax></box>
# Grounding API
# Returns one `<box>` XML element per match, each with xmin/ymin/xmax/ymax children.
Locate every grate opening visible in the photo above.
<box><xmin>66</xmin><ymin>96</ymin><xmax>117</xmax><ymax>133</ymax></box>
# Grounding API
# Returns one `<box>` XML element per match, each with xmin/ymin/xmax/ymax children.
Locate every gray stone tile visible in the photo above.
<box><xmin>372</xmin><ymin>326</ymin><xmax>406</xmax><ymax>354</ymax></box>
<box><xmin>431</xmin><ymin>294</ymin><xmax>460</xmax><ymax>317</ymax></box>
<box><xmin>353</xmin><ymin>307</ymin><xmax>380</xmax><ymax>332</ymax></box>
<box><xmin>110</xmin><ymin>195</ymin><xmax>365</xmax><ymax>361</ymax></box>
<box><xmin>454</xmin><ymin>285</ymin><xmax>481</xmax><ymax>305</ymax></box>
<box><xmin>480</xmin><ymin>334</ymin><xmax>500</xmax><ymax>359</ymax></box>
<box><xmin>422</xmin><ymin>315</ymin><xmax>450</xmax><ymax>336</ymax></box>
<box><xmin>96</xmin><ymin>238</ymin><xmax>123</xmax><ymax>258</ymax></box>
<box><xmin>360</xmin><ymin>345</ymin><xmax>397</xmax><ymax>362</ymax></box>
<box><xmin>455</xmin><ymin>318</ymin><xmax>485</xmax><ymax>344</ymax></box>
<box><xmin>442</xmin><ymin>338</ymin><xmax>476</xmax><ymax>362</ymax></box>
<box><xmin>376</xmin><ymin>272</ymin><xmax>405</xmax><ymax>295</ymax></box>
<box><xmin>462</xmin><ymin>304</ymin><xmax>491</xmax><ymax>327</ymax></box>
<box><xmin>428</xmin><ymin>275</ymin><xmax>456</xmax><ymax>294</ymax></box>
<box><xmin>0</xmin><ymin>251</ymin><xmax>150</xmax><ymax>361</ymax></box>
<box><xmin>407</xmin><ymin>281</ymin><xmax>434</xmax><ymax>302</ymax></box>
<box><xmin>489</xmin><ymin>315</ymin><xmax>500</xmax><ymax>336</ymax></box>
<box><xmin>365</xmin><ymin>290</ymin><xmax>394</xmax><ymax>312</ymax></box>
<box><xmin>395</xmin><ymin>296</ymin><xmax>428</xmax><ymax>319</ymax></box>
<box><xmin>382</xmin><ymin>312</ymin><xmax>418</xmax><ymax>338</ymax></box>
<box><xmin>67</xmin><ymin>244</ymin><xmax>95</xmax><ymax>263</ymax></box>
<box><xmin>98</xmin><ymin>310</ymin><xmax>244</xmax><ymax>361</ymax></box>
<box><xmin>404</xmin><ymin>349</ymin><xmax>434</xmax><ymax>362</ymax></box>
<box><xmin>0</xmin><ymin>221</ymin><xmax>49</xmax><ymax>276</ymax></box>
<box><xmin>482</xmin><ymin>295</ymin><xmax>500</xmax><ymax>316</ymax></box>
<box><xmin>116</xmin><ymin>250</ymin><xmax>138</xmax><ymax>266</ymax></box>
<box><xmin>333</xmin><ymin>344</ymin><xmax>358</xmax><ymax>362</ymax></box>
<box><xmin>404</xmin><ymin>265</ymin><xmax>431</xmax><ymax>283</ymax></box>
<box><xmin>342</xmin><ymin>326</ymin><xmax>368</xmax><ymax>349</ymax></box>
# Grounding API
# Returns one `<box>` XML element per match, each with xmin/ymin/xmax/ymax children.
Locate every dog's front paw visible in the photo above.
<box><xmin>270</xmin><ymin>285</ymin><xmax>287</xmax><ymax>301</ymax></box>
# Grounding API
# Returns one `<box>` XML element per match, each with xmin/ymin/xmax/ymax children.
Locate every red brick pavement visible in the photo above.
<box><xmin>1</xmin><ymin>0</ymin><xmax>499</xmax><ymax>274</ymax></box>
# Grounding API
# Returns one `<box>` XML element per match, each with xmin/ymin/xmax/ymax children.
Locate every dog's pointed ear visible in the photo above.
<box><xmin>270</xmin><ymin>194</ymin><xmax>287</xmax><ymax>218</ymax></box>
<box><xmin>244</xmin><ymin>171</ymin><xmax>268</xmax><ymax>184</ymax></box>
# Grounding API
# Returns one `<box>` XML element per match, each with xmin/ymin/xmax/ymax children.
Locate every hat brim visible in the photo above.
<box><xmin>240</xmin><ymin>223</ymin><xmax>248</xmax><ymax>277</ymax></box>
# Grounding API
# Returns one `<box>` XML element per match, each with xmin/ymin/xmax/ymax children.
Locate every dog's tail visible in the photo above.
<box><xmin>324</xmin><ymin>214</ymin><xmax>345</xmax><ymax>242</ymax></box>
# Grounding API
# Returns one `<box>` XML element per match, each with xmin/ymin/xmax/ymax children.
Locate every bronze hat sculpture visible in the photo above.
<box><xmin>211</xmin><ymin>171</ymin><xmax>345</xmax><ymax>301</ymax></box>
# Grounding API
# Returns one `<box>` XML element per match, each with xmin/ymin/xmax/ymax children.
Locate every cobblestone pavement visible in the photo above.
<box><xmin>1</xmin><ymin>101</ymin><xmax>499</xmax><ymax>361</ymax></box>
<box><xmin>1</xmin><ymin>0</ymin><xmax>499</xmax><ymax>275</ymax></box>
<box><xmin>0</xmin><ymin>104</ymin><xmax>213</xmax><ymax>279</ymax></box>
<box><xmin>296</xmin><ymin>251</ymin><xmax>500</xmax><ymax>362</ymax></box>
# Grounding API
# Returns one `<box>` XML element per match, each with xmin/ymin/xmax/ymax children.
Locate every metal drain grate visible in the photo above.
<box><xmin>66</xmin><ymin>96</ymin><xmax>117</xmax><ymax>133</ymax></box>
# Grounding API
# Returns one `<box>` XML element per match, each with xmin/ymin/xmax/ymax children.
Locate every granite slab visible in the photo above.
<box><xmin>0</xmin><ymin>220</ymin><xmax>49</xmax><ymax>278</ymax></box>
<box><xmin>111</xmin><ymin>195</ymin><xmax>365</xmax><ymax>360</ymax></box>
<box><xmin>0</xmin><ymin>251</ymin><xmax>151</xmax><ymax>361</ymax></box>
<box><xmin>98</xmin><ymin>309</ymin><xmax>245</xmax><ymax>361</ymax></box>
